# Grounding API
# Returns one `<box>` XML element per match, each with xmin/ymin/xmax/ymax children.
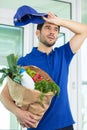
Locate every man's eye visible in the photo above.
<box><xmin>45</xmin><ymin>26</ymin><xmax>50</xmax><ymax>29</ymax></box>
<box><xmin>55</xmin><ymin>28</ymin><xmax>58</xmax><ymax>31</ymax></box>
<box><xmin>55</xmin><ymin>29</ymin><xmax>58</xmax><ymax>31</ymax></box>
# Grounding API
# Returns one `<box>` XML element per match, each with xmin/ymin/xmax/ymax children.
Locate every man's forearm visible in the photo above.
<box><xmin>43</xmin><ymin>12</ymin><xmax>87</xmax><ymax>35</ymax></box>
<box><xmin>58</xmin><ymin>18</ymin><xmax>87</xmax><ymax>35</ymax></box>
<box><xmin>0</xmin><ymin>84</ymin><xmax>19</xmax><ymax>116</ymax></box>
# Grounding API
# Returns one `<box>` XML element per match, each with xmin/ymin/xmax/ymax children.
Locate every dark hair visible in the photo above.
<box><xmin>37</xmin><ymin>23</ymin><xmax>44</xmax><ymax>31</ymax></box>
<box><xmin>37</xmin><ymin>23</ymin><xmax>60</xmax><ymax>32</ymax></box>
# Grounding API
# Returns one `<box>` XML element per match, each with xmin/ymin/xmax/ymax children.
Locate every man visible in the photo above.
<box><xmin>0</xmin><ymin>12</ymin><xmax>87</xmax><ymax>130</ymax></box>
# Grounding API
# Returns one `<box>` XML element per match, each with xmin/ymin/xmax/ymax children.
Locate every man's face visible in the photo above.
<box><xmin>37</xmin><ymin>22</ymin><xmax>59</xmax><ymax>47</ymax></box>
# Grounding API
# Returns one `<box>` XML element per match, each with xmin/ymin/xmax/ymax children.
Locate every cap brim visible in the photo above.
<box><xmin>14</xmin><ymin>5</ymin><xmax>48</xmax><ymax>26</ymax></box>
<box><xmin>14</xmin><ymin>14</ymin><xmax>47</xmax><ymax>26</ymax></box>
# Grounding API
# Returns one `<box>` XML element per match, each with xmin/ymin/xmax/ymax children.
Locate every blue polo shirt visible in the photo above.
<box><xmin>17</xmin><ymin>42</ymin><xmax>75</xmax><ymax>130</ymax></box>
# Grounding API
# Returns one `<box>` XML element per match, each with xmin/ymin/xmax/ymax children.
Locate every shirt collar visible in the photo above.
<box><xmin>32</xmin><ymin>47</ymin><xmax>54</xmax><ymax>56</ymax></box>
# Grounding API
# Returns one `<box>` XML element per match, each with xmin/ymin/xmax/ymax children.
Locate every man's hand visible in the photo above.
<box><xmin>42</xmin><ymin>12</ymin><xmax>61</xmax><ymax>26</ymax></box>
<box><xmin>16</xmin><ymin>108</ymin><xmax>40</xmax><ymax>128</ymax></box>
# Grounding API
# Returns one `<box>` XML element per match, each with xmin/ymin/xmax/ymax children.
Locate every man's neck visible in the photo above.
<box><xmin>37</xmin><ymin>43</ymin><xmax>52</xmax><ymax>54</ymax></box>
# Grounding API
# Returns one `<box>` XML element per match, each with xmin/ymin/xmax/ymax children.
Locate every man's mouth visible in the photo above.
<box><xmin>48</xmin><ymin>36</ymin><xmax>55</xmax><ymax>40</ymax></box>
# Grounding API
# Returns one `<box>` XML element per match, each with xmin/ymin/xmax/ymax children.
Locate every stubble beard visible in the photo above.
<box><xmin>43</xmin><ymin>41</ymin><xmax>55</xmax><ymax>47</ymax></box>
<box><xmin>40</xmin><ymin>37</ymin><xmax>56</xmax><ymax>47</ymax></box>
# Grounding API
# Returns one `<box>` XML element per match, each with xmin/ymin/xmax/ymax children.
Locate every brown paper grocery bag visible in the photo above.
<box><xmin>7</xmin><ymin>76</ymin><xmax>54</xmax><ymax>128</ymax></box>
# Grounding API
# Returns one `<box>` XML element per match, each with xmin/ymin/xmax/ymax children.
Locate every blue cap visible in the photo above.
<box><xmin>14</xmin><ymin>5</ymin><xmax>48</xmax><ymax>26</ymax></box>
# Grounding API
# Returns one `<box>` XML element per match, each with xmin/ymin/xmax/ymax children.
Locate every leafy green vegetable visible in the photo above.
<box><xmin>7</xmin><ymin>54</ymin><xmax>17</xmax><ymax>71</ymax></box>
<box><xmin>0</xmin><ymin>54</ymin><xmax>22</xmax><ymax>84</ymax></box>
<box><xmin>35</xmin><ymin>79</ymin><xmax>60</xmax><ymax>104</ymax></box>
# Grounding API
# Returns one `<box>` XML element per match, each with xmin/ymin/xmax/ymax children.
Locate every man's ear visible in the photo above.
<box><xmin>36</xmin><ymin>30</ymin><xmax>40</xmax><ymax>37</ymax></box>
